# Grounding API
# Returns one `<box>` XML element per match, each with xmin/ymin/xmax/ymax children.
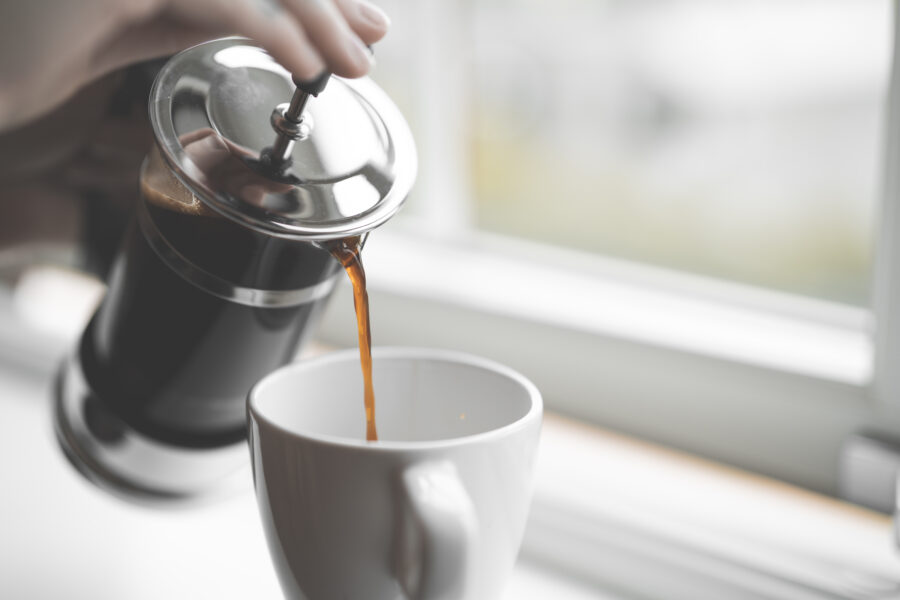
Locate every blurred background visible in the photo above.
<box><xmin>371</xmin><ymin>0</ymin><xmax>889</xmax><ymax>306</ymax></box>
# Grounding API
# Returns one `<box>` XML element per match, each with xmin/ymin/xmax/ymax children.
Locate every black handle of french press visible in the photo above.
<box><xmin>292</xmin><ymin>71</ymin><xmax>331</xmax><ymax>97</ymax></box>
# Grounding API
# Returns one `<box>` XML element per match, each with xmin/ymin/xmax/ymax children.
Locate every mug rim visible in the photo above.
<box><xmin>247</xmin><ymin>346</ymin><xmax>543</xmax><ymax>451</ymax></box>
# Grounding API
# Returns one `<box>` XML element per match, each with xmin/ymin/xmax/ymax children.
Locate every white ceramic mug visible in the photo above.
<box><xmin>247</xmin><ymin>347</ymin><xmax>543</xmax><ymax>600</ymax></box>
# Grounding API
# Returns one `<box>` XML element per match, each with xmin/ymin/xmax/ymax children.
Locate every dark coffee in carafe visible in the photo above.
<box><xmin>78</xmin><ymin>146</ymin><xmax>340</xmax><ymax>447</ymax></box>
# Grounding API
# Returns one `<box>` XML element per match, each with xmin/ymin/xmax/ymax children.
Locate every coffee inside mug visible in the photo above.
<box><xmin>249</xmin><ymin>347</ymin><xmax>538</xmax><ymax>443</ymax></box>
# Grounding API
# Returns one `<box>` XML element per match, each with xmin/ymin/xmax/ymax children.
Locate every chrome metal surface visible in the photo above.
<box><xmin>136</xmin><ymin>200</ymin><xmax>337</xmax><ymax>308</ymax></box>
<box><xmin>54</xmin><ymin>352</ymin><xmax>250</xmax><ymax>504</ymax></box>
<box><xmin>149</xmin><ymin>38</ymin><xmax>417</xmax><ymax>240</ymax></box>
<box><xmin>266</xmin><ymin>86</ymin><xmax>315</xmax><ymax>168</ymax></box>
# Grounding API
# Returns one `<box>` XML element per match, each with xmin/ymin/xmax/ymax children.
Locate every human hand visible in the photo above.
<box><xmin>0</xmin><ymin>0</ymin><xmax>389</xmax><ymax>132</ymax></box>
<box><xmin>0</xmin><ymin>68</ymin><xmax>154</xmax><ymax>276</ymax></box>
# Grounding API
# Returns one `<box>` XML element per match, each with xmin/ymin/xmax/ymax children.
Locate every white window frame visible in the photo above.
<box><xmin>873</xmin><ymin>0</ymin><xmax>900</xmax><ymax>432</ymax></box>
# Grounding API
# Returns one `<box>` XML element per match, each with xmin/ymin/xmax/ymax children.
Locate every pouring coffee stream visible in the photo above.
<box><xmin>327</xmin><ymin>234</ymin><xmax>378</xmax><ymax>442</ymax></box>
<box><xmin>260</xmin><ymin>71</ymin><xmax>380</xmax><ymax>442</ymax></box>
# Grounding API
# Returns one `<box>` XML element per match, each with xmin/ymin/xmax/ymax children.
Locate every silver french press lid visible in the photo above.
<box><xmin>148</xmin><ymin>37</ymin><xmax>416</xmax><ymax>240</ymax></box>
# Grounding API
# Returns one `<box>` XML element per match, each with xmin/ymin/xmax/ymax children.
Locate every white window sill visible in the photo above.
<box><xmin>527</xmin><ymin>415</ymin><xmax>900</xmax><ymax>598</ymax></box>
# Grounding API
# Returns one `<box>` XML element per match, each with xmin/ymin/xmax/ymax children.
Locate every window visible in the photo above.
<box><xmin>315</xmin><ymin>0</ymin><xmax>897</xmax><ymax>500</ymax></box>
<box><xmin>371</xmin><ymin>0</ymin><xmax>890</xmax><ymax>305</ymax></box>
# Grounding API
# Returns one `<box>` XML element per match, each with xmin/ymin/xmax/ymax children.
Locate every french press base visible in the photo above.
<box><xmin>55</xmin><ymin>352</ymin><xmax>249</xmax><ymax>503</ymax></box>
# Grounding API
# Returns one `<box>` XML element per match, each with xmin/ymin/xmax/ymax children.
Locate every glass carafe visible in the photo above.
<box><xmin>54</xmin><ymin>38</ymin><xmax>416</xmax><ymax>502</ymax></box>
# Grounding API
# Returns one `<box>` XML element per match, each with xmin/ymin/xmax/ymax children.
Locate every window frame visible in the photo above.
<box><xmin>872</xmin><ymin>0</ymin><xmax>900</xmax><ymax>432</ymax></box>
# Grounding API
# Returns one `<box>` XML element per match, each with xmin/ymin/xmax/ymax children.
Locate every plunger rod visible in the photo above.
<box><xmin>265</xmin><ymin>72</ymin><xmax>331</xmax><ymax>170</ymax></box>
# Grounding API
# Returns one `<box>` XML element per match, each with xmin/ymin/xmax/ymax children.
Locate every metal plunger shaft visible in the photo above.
<box><xmin>264</xmin><ymin>72</ymin><xmax>331</xmax><ymax>171</ymax></box>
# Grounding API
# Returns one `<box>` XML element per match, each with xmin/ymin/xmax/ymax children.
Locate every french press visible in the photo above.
<box><xmin>54</xmin><ymin>38</ymin><xmax>416</xmax><ymax>502</ymax></box>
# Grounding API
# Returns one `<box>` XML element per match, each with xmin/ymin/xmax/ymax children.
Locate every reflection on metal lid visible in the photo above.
<box><xmin>149</xmin><ymin>38</ymin><xmax>417</xmax><ymax>240</ymax></box>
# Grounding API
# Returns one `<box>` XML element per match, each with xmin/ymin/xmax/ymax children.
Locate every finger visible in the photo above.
<box><xmin>165</xmin><ymin>0</ymin><xmax>326</xmax><ymax>81</ymax></box>
<box><xmin>283</xmin><ymin>0</ymin><xmax>373</xmax><ymax>78</ymax></box>
<box><xmin>334</xmin><ymin>0</ymin><xmax>390</xmax><ymax>46</ymax></box>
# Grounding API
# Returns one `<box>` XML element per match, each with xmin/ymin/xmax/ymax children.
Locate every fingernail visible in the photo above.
<box><xmin>291</xmin><ymin>41</ymin><xmax>327</xmax><ymax>81</ymax></box>
<box><xmin>346</xmin><ymin>34</ymin><xmax>375</xmax><ymax>72</ymax></box>
<box><xmin>358</xmin><ymin>0</ymin><xmax>391</xmax><ymax>30</ymax></box>
<box><xmin>303</xmin><ymin>52</ymin><xmax>327</xmax><ymax>80</ymax></box>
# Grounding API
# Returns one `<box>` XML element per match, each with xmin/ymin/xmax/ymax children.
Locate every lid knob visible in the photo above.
<box><xmin>263</xmin><ymin>72</ymin><xmax>332</xmax><ymax>171</ymax></box>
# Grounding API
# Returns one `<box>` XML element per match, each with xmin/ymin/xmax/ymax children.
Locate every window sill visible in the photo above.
<box><xmin>528</xmin><ymin>414</ymin><xmax>900</xmax><ymax>598</ymax></box>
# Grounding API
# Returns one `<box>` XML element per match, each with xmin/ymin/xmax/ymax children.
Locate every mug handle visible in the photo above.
<box><xmin>398</xmin><ymin>461</ymin><xmax>478</xmax><ymax>600</ymax></box>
